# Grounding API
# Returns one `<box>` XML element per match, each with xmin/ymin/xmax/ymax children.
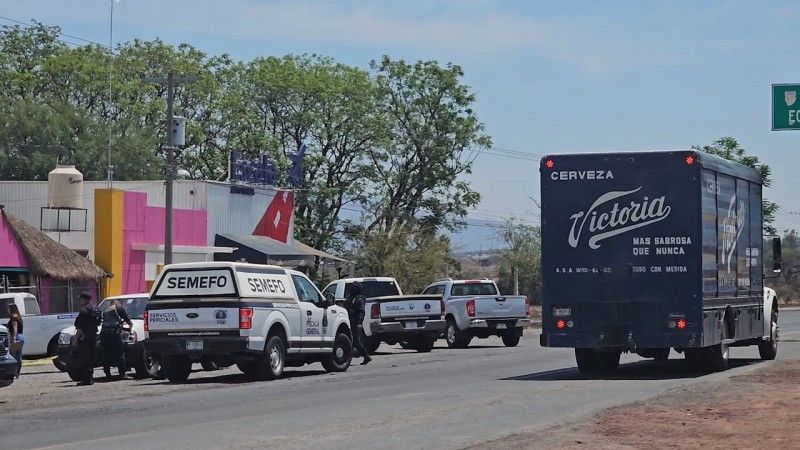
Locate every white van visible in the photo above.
<box><xmin>143</xmin><ymin>262</ymin><xmax>353</xmax><ymax>382</ymax></box>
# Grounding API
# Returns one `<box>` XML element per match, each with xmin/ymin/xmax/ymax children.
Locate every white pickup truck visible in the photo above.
<box><xmin>421</xmin><ymin>278</ymin><xmax>531</xmax><ymax>348</ymax></box>
<box><xmin>144</xmin><ymin>262</ymin><xmax>354</xmax><ymax>382</ymax></box>
<box><xmin>0</xmin><ymin>292</ymin><xmax>79</xmax><ymax>370</ymax></box>
<box><xmin>322</xmin><ymin>277</ymin><xmax>446</xmax><ymax>354</ymax></box>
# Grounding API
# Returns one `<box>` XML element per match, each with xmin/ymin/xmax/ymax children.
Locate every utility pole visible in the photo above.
<box><xmin>144</xmin><ymin>73</ymin><xmax>200</xmax><ymax>265</ymax></box>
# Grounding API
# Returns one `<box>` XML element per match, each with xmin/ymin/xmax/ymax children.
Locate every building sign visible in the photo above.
<box><xmin>229</xmin><ymin>144</ymin><xmax>305</xmax><ymax>187</ymax></box>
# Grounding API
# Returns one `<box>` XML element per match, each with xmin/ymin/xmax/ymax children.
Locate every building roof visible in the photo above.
<box><xmin>291</xmin><ymin>240</ymin><xmax>351</xmax><ymax>263</ymax></box>
<box><xmin>214</xmin><ymin>234</ymin><xmax>314</xmax><ymax>266</ymax></box>
<box><xmin>1</xmin><ymin>209</ymin><xmax>107</xmax><ymax>280</ymax></box>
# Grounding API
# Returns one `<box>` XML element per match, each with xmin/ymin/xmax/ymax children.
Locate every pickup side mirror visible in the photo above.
<box><xmin>772</xmin><ymin>236</ymin><xmax>782</xmax><ymax>273</ymax></box>
<box><xmin>324</xmin><ymin>293</ymin><xmax>336</xmax><ymax>307</ymax></box>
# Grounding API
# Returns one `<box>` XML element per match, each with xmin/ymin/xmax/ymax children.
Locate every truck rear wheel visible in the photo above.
<box><xmin>363</xmin><ymin>331</ymin><xmax>381</xmax><ymax>355</ymax></box>
<box><xmin>257</xmin><ymin>335</ymin><xmax>286</xmax><ymax>380</ymax></box>
<box><xmin>651</xmin><ymin>348</ymin><xmax>670</xmax><ymax>361</ymax></box>
<box><xmin>501</xmin><ymin>330</ymin><xmax>521</xmax><ymax>347</ymax></box>
<box><xmin>575</xmin><ymin>349</ymin><xmax>620</xmax><ymax>374</ymax></box>
<box><xmin>445</xmin><ymin>318</ymin><xmax>471</xmax><ymax>348</ymax></box>
<box><xmin>162</xmin><ymin>355</ymin><xmax>192</xmax><ymax>382</ymax></box>
<box><xmin>758</xmin><ymin>307</ymin><xmax>778</xmax><ymax>360</ymax></box>
<box><xmin>408</xmin><ymin>334</ymin><xmax>436</xmax><ymax>353</ymax></box>
<box><xmin>575</xmin><ymin>348</ymin><xmax>596</xmax><ymax>373</ymax></box>
<box><xmin>706</xmin><ymin>326</ymin><xmax>730</xmax><ymax>372</ymax></box>
<box><xmin>321</xmin><ymin>331</ymin><xmax>353</xmax><ymax>372</ymax></box>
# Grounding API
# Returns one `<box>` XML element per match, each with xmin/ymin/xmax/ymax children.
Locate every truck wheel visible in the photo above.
<box><xmin>322</xmin><ymin>331</ymin><xmax>353</xmax><ymax>372</ymax></box>
<box><xmin>652</xmin><ymin>348</ymin><xmax>670</xmax><ymax>361</ymax></box>
<box><xmin>67</xmin><ymin>368</ymin><xmax>83</xmax><ymax>382</ymax></box>
<box><xmin>707</xmin><ymin>326</ymin><xmax>730</xmax><ymax>372</ymax></box>
<box><xmin>595</xmin><ymin>350</ymin><xmax>621</xmax><ymax>373</ymax></box>
<box><xmin>409</xmin><ymin>335</ymin><xmax>436</xmax><ymax>353</ymax></box>
<box><xmin>445</xmin><ymin>318</ymin><xmax>471</xmax><ymax>348</ymax></box>
<box><xmin>257</xmin><ymin>335</ymin><xmax>286</xmax><ymax>380</ymax></box>
<box><xmin>237</xmin><ymin>361</ymin><xmax>259</xmax><ymax>376</ymax></box>
<box><xmin>201</xmin><ymin>361</ymin><xmax>220</xmax><ymax>371</ymax></box>
<box><xmin>501</xmin><ymin>331</ymin><xmax>521</xmax><ymax>347</ymax></box>
<box><xmin>53</xmin><ymin>357</ymin><xmax>68</xmax><ymax>372</ymax></box>
<box><xmin>758</xmin><ymin>307</ymin><xmax>778</xmax><ymax>360</ymax></box>
<box><xmin>162</xmin><ymin>355</ymin><xmax>192</xmax><ymax>382</ymax></box>
<box><xmin>575</xmin><ymin>348</ymin><xmax>596</xmax><ymax>373</ymax></box>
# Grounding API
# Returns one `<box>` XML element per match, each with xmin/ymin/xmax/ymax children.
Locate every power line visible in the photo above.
<box><xmin>0</xmin><ymin>15</ymin><xmax>110</xmax><ymax>49</ymax></box>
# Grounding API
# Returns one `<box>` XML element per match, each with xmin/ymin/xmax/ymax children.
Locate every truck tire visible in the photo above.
<box><xmin>595</xmin><ymin>351</ymin><xmax>621</xmax><ymax>373</ymax></box>
<box><xmin>707</xmin><ymin>325</ymin><xmax>730</xmax><ymax>372</ymax></box>
<box><xmin>758</xmin><ymin>307</ymin><xmax>778</xmax><ymax>360</ymax></box>
<box><xmin>201</xmin><ymin>361</ymin><xmax>220</xmax><ymax>371</ymax></box>
<box><xmin>162</xmin><ymin>355</ymin><xmax>192</xmax><ymax>382</ymax></box>
<box><xmin>237</xmin><ymin>361</ymin><xmax>259</xmax><ymax>376</ymax></box>
<box><xmin>651</xmin><ymin>348</ymin><xmax>670</xmax><ymax>361</ymax></box>
<box><xmin>408</xmin><ymin>334</ymin><xmax>436</xmax><ymax>353</ymax></box>
<box><xmin>445</xmin><ymin>318</ymin><xmax>471</xmax><ymax>348</ymax></box>
<box><xmin>501</xmin><ymin>331</ymin><xmax>521</xmax><ymax>347</ymax></box>
<box><xmin>256</xmin><ymin>335</ymin><xmax>286</xmax><ymax>380</ymax></box>
<box><xmin>67</xmin><ymin>368</ymin><xmax>83</xmax><ymax>382</ymax></box>
<box><xmin>322</xmin><ymin>331</ymin><xmax>353</xmax><ymax>372</ymax></box>
<box><xmin>575</xmin><ymin>348</ymin><xmax>596</xmax><ymax>373</ymax></box>
<box><xmin>134</xmin><ymin>345</ymin><xmax>163</xmax><ymax>379</ymax></box>
<box><xmin>53</xmin><ymin>357</ymin><xmax>68</xmax><ymax>372</ymax></box>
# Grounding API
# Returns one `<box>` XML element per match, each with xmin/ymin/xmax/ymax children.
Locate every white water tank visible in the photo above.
<box><xmin>47</xmin><ymin>165</ymin><xmax>84</xmax><ymax>209</ymax></box>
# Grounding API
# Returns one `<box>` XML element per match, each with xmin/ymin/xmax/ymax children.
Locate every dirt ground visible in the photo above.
<box><xmin>473</xmin><ymin>358</ymin><xmax>800</xmax><ymax>450</ymax></box>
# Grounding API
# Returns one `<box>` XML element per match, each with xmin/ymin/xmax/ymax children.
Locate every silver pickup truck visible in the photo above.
<box><xmin>422</xmin><ymin>278</ymin><xmax>530</xmax><ymax>348</ymax></box>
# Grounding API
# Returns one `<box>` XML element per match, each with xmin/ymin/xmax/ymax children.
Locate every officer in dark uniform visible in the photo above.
<box><xmin>344</xmin><ymin>281</ymin><xmax>372</xmax><ymax>366</ymax></box>
<box><xmin>73</xmin><ymin>292</ymin><xmax>100</xmax><ymax>386</ymax></box>
<box><xmin>100</xmin><ymin>298</ymin><xmax>134</xmax><ymax>380</ymax></box>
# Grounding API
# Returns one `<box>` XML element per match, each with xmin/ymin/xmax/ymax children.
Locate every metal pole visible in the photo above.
<box><xmin>164</xmin><ymin>72</ymin><xmax>175</xmax><ymax>265</ymax></box>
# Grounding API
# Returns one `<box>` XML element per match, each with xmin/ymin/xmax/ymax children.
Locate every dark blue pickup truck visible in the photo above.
<box><xmin>539</xmin><ymin>150</ymin><xmax>781</xmax><ymax>374</ymax></box>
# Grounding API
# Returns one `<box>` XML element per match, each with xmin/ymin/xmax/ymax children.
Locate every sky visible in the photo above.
<box><xmin>5</xmin><ymin>0</ymin><xmax>800</xmax><ymax>251</ymax></box>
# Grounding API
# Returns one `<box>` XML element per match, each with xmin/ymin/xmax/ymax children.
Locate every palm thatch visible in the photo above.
<box><xmin>1</xmin><ymin>209</ymin><xmax>107</xmax><ymax>280</ymax></box>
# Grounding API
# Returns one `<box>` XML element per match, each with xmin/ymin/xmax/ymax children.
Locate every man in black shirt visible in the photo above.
<box><xmin>344</xmin><ymin>282</ymin><xmax>372</xmax><ymax>366</ymax></box>
<box><xmin>73</xmin><ymin>292</ymin><xmax>100</xmax><ymax>386</ymax></box>
<box><xmin>100</xmin><ymin>298</ymin><xmax>134</xmax><ymax>380</ymax></box>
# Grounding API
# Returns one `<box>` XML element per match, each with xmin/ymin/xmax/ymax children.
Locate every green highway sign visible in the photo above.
<box><xmin>772</xmin><ymin>84</ymin><xmax>800</xmax><ymax>130</ymax></box>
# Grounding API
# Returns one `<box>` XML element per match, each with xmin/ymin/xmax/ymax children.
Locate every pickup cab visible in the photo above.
<box><xmin>0</xmin><ymin>292</ymin><xmax>79</xmax><ymax>370</ymax></box>
<box><xmin>144</xmin><ymin>262</ymin><xmax>353</xmax><ymax>382</ymax></box>
<box><xmin>422</xmin><ymin>278</ymin><xmax>531</xmax><ymax>348</ymax></box>
<box><xmin>322</xmin><ymin>277</ymin><xmax>446</xmax><ymax>354</ymax></box>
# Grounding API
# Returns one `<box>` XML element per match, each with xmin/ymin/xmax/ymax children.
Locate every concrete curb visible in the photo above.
<box><xmin>22</xmin><ymin>356</ymin><xmax>56</xmax><ymax>367</ymax></box>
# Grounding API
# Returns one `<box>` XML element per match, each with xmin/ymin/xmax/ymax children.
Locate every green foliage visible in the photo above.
<box><xmin>494</xmin><ymin>218</ymin><xmax>542</xmax><ymax>302</ymax></box>
<box><xmin>692</xmin><ymin>137</ymin><xmax>778</xmax><ymax>233</ymax></box>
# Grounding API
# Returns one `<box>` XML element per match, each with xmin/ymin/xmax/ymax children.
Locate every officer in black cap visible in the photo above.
<box><xmin>344</xmin><ymin>281</ymin><xmax>371</xmax><ymax>365</ymax></box>
<box><xmin>72</xmin><ymin>291</ymin><xmax>101</xmax><ymax>386</ymax></box>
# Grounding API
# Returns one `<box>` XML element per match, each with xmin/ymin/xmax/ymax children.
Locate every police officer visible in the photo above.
<box><xmin>344</xmin><ymin>281</ymin><xmax>372</xmax><ymax>366</ymax></box>
<box><xmin>73</xmin><ymin>292</ymin><xmax>100</xmax><ymax>386</ymax></box>
<box><xmin>100</xmin><ymin>298</ymin><xmax>134</xmax><ymax>380</ymax></box>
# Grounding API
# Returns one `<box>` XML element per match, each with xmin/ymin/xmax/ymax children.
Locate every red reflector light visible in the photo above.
<box><xmin>556</xmin><ymin>320</ymin><xmax>566</xmax><ymax>329</ymax></box>
<box><xmin>466</xmin><ymin>299</ymin><xmax>475</xmax><ymax>318</ymax></box>
<box><xmin>143</xmin><ymin>311</ymin><xmax>149</xmax><ymax>331</ymax></box>
<box><xmin>545</xmin><ymin>159</ymin><xmax>554</xmax><ymax>168</ymax></box>
<box><xmin>240</xmin><ymin>308</ymin><xmax>253</xmax><ymax>329</ymax></box>
<box><xmin>677</xmin><ymin>319</ymin><xmax>686</xmax><ymax>329</ymax></box>
<box><xmin>685</xmin><ymin>156</ymin><xmax>694</xmax><ymax>165</ymax></box>
<box><xmin>370</xmin><ymin>302</ymin><xmax>381</xmax><ymax>319</ymax></box>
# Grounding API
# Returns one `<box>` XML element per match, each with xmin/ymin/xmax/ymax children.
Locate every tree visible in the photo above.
<box><xmin>363</xmin><ymin>56</ymin><xmax>491</xmax><ymax>236</ymax></box>
<box><xmin>495</xmin><ymin>218</ymin><xmax>542</xmax><ymax>302</ymax></box>
<box><xmin>692</xmin><ymin>137</ymin><xmax>778</xmax><ymax>233</ymax></box>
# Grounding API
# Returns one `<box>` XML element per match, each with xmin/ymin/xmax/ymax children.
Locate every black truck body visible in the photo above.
<box><xmin>539</xmin><ymin>150</ymin><xmax>780</xmax><ymax>373</ymax></box>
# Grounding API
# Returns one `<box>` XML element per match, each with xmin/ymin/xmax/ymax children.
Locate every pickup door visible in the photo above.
<box><xmin>371</xmin><ymin>295</ymin><xmax>444</xmax><ymax>321</ymax></box>
<box><xmin>473</xmin><ymin>296</ymin><xmax>528</xmax><ymax>319</ymax></box>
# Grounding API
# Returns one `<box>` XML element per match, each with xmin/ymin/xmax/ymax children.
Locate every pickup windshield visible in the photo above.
<box><xmin>99</xmin><ymin>297</ymin><xmax>148</xmax><ymax>320</ymax></box>
<box><xmin>349</xmin><ymin>281</ymin><xmax>401</xmax><ymax>298</ymax></box>
<box><xmin>450</xmin><ymin>283</ymin><xmax>498</xmax><ymax>296</ymax></box>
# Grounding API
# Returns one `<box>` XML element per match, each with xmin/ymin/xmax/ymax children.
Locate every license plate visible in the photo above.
<box><xmin>496</xmin><ymin>323</ymin><xmax>508</xmax><ymax>330</ymax></box>
<box><xmin>186</xmin><ymin>340</ymin><xmax>204</xmax><ymax>351</ymax></box>
<box><xmin>404</xmin><ymin>321</ymin><xmax>419</xmax><ymax>329</ymax></box>
<box><xmin>553</xmin><ymin>307</ymin><xmax>572</xmax><ymax>317</ymax></box>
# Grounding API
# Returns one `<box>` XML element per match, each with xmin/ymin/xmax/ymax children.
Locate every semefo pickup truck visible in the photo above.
<box><xmin>422</xmin><ymin>278</ymin><xmax>531</xmax><ymax>348</ymax></box>
<box><xmin>322</xmin><ymin>277</ymin><xmax>446</xmax><ymax>354</ymax></box>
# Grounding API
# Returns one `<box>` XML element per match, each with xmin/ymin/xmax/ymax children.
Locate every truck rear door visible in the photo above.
<box><xmin>450</xmin><ymin>282</ymin><xmax>527</xmax><ymax>319</ymax></box>
<box><xmin>539</xmin><ymin>151</ymin><xmax>700</xmax><ymax>347</ymax></box>
<box><xmin>147</xmin><ymin>268</ymin><xmax>241</xmax><ymax>335</ymax></box>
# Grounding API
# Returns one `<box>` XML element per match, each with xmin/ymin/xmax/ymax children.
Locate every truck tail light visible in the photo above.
<box><xmin>525</xmin><ymin>297</ymin><xmax>530</xmax><ymax>317</ymax></box>
<box><xmin>440</xmin><ymin>299</ymin><xmax>445</xmax><ymax>316</ymax></box>
<box><xmin>370</xmin><ymin>303</ymin><xmax>381</xmax><ymax>319</ymax></box>
<box><xmin>466</xmin><ymin>299</ymin><xmax>475</xmax><ymax>318</ymax></box>
<box><xmin>557</xmin><ymin>319</ymin><xmax>566</xmax><ymax>329</ymax></box>
<box><xmin>143</xmin><ymin>311</ymin><xmax>149</xmax><ymax>331</ymax></box>
<box><xmin>240</xmin><ymin>308</ymin><xmax>253</xmax><ymax>329</ymax></box>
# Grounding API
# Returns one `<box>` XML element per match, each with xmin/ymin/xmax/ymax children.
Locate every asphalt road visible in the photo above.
<box><xmin>5</xmin><ymin>310</ymin><xmax>800</xmax><ymax>450</ymax></box>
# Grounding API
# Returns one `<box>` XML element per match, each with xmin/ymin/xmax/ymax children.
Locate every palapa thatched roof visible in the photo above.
<box><xmin>1</xmin><ymin>209</ymin><xmax>107</xmax><ymax>280</ymax></box>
